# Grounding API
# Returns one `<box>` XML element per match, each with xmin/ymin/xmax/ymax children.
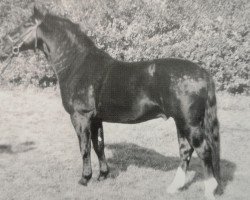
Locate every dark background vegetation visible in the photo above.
<box><xmin>0</xmin><ymin>0</ymin><xmax>249</xmax><ymax>93</ymax></box>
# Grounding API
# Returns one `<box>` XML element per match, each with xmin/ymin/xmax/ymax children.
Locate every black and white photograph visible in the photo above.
<box><xmin>0</xmin><ymin>0</ymin><xmax>249</xmax><ymax>199</ymax></box>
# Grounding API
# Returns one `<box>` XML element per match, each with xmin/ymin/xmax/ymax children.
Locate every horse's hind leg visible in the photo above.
<box><xmin>167</xmin><ymin>119</ymin><xmax>194</xmax><ymax>193</ymax></box>
<box><xmin>189</xmin><ymin>127</ymin><xmax>218</xmax><ymax>200</ymax></box>
<box><xmin>91</xmin><ymin>118</ymin><xmax>109</xmax><ymax>180</ymax></box>
<box><xmin>186</xmin><ymin>124</ymin><xmax>218</xmax><ymax>200</ymax></box>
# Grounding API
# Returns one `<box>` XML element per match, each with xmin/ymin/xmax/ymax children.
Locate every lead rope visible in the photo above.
<box><xmin>0</xmin><ymin>54</ymin><xmax>14</xmax><ymax>80</ymax></box>
<box><xmin>34</xmin><ymin>28</ymin><xmax>38</xmax><ymax>52</ymax></box>
<box><xmin>0</xmin><ymin>54</ymin><xmax>14</xmax><ymax>74</ymax></box>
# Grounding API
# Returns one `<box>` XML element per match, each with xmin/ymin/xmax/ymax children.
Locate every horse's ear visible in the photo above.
<box><xmin>33</xmin><ymin>6</ymin><xmax>45</xmax><ymax>22</ymax></box>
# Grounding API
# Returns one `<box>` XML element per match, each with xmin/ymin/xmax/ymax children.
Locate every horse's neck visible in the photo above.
<box><xmin>40</xmin><ymin>32</ymin><xmax>86</xmax><ymax>76</ymax></box>
<box><xmin>39</xmin><ymin>27</ymin><xmax>113</xmax><ymax>85</ymax></box>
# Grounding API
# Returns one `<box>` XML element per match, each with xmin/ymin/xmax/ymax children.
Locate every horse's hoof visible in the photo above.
<box><xmin>78</xmin><ymin>177</ymin><xmax>89</xmax><ymax>186</ymax></box>
<box><xmin>97</xmin><ymin>171</ymin><xmax>109</xmax><ymax>181</ymax></box>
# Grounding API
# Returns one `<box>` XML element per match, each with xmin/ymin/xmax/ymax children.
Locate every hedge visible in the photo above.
<box><xmin>0</xmin><ymin>0</ymin><xmax>249</xmax><ymax>93</ymax></box>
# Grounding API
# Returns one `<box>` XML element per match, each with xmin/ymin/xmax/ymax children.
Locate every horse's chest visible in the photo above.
<box><xmin>61</xmin><ymin>84</ymin><xmax>96</xmax><ymax>114</ymax></box>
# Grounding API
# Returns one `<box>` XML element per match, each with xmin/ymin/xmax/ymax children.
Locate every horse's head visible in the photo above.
<box><xmin>0</xmin><ymin>7</ymin><xmax>45</xmax><ymax>62</ymax></box>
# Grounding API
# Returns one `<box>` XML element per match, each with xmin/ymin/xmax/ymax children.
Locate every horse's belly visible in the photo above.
<box><xmin>97</xmin><ymin>96</ymin><xmax>166</xmax><ymax>124</ymax></box>
<box><xmin>98</xmin><ymin>108</ymin><xmax>164</xmax><ymax>124</ymax></box>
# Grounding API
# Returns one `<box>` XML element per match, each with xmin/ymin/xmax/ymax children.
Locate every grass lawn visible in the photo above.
<box><xmin>0</xmin><ymin>88</ymin><xmax>250</xmax><ymax>200</ymax></box>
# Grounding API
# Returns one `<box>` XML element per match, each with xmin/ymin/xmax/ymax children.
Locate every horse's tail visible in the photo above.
<box><xmin>204</xmin><ymin>76</ymin><xmax>220</xmax><ymax>183</ymax></box>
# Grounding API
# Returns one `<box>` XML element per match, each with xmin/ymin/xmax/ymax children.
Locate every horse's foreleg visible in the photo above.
<box><xmin>71</xmin><ymin>112</ymin><xmax>92</xmax><ymax>186</ymax></box>
<box><xmin>91</xmin><ymin>118</ymin><xmax>109</xmax><ymax>181</ymax></box>
<box><xmin>167</xmin><ymin>120</ymin><xmax>194</xmax><ymax>193</ymax></box>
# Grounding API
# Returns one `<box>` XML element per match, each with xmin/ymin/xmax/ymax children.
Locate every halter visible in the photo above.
<box><xmin>0</xmin><ymin>25</ymin><xmax>39</xmax><ymax>76</ymax></box>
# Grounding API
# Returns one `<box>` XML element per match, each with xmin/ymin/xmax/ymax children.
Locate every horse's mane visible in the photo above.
<box><xmin>43</xmin><ymin>13</ymin><xmax>95</xmax><ymax>48</ymax></box>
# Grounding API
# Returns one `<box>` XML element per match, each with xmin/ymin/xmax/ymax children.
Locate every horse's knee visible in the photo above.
<box><xmin>82</xmin><ymin>150</ymin><xmax>90</xmax><ymax>159</ymax></box>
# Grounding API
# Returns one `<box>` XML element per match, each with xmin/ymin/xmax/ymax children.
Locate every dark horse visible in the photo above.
<box><xmin>0</xmin><ymin>7</ymin><xmax>220</xmax><ymax>200</ymax></box>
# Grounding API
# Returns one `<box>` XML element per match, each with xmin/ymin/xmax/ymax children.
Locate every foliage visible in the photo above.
<box><xmin>0</xmin><ymin>0</ymin><xmax>249</xmax><ymax>93</ymax></box>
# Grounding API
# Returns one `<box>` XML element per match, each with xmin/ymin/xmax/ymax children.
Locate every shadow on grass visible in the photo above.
<box><xmin>0</xmin><ymin>144</ymin><xmax>13</xmax><ymax>154</ymax></box>
<box><xmin>0</xmin><ymin>141</ymin><xmax>36</xmax><ymax>154</ymax></box>
<box><xmin>106</xmin><ymin>142</ymin><xmax>236</xmax><ymax>193</ymax></box>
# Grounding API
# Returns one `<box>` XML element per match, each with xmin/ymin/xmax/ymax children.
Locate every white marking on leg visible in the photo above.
<box><xmin>98</xmin><ymin>136</ymin><xmax>102</xmax><ymax>142</ymax></box>
<box><xmin>167</xmin><ymin>166</ymin><xmax>186</xmax><ymax>194</ymax></box>
<box><xmin>148</xmin><ymin>63</ymin><xmax>156</xmax><ymax>76</ymax></box>
<box><xmin>204</xmin><ymin>177</ymin><xmax>218</xmax><ymax>200</ymax></box>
